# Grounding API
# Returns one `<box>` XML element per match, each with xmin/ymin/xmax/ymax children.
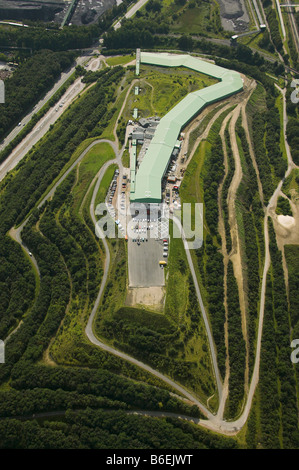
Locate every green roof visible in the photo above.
<box><xmin>130</xmin><ymin>140</ymin><xmax>137</xmax><ymax>194</ymax></box>
<box><xmin>131</xmin><ymin>53</ymin><xmax>243</xmax><ymax>203</ymax></box>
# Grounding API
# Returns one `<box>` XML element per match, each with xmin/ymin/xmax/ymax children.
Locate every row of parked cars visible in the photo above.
<box><xmin>108</xmin><ymin>170</ymin><xmax>119</xmax><ymax>204</ymax></box>
<box><xmin>163</xmin><ymin>238</ymin><xmax>168</xmax><ymax>257</ymax></box>
<box><xmin>132</xmin><ymin>238</ymin><xmax>148</xmax><ymax>246</ymax></box>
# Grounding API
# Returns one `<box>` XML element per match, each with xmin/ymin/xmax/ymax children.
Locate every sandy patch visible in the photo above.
<box><xmin>277</xmin><ymin>214</ymin><xmax>296</xmax><ymax>228</ymax></box>
<box><xmin>125</xmin><ymin>286</ymin><xmax>165</xmax><ymax>311</ymax></box>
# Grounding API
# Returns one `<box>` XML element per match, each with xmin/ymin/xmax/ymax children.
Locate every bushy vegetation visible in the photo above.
<box><xmin>246</xmin><ymin>84</ymin><xmax>286</xmax><ymax>204</ymax></box>
<box><xmin>0</xmin><ymin>2</ymin><xmax>297</xmax><ymax>445</ymax></box>
<box><xmin>181</xmin><ymin>110</ymin><xmax>234</xmax><ymax>379</ymax></box>
<box><xmin>251</xmin><ymin>112</ymin><xmax>274</xmax><ymax>203</ymax></box>
<box><xmin>104</xmin><ymin>14</ymin><xmax>282</xmax><ymax>78</ymax></box>
<box><xmin>287</xmin><ymin>117</ymin><xmax>299</xmax><ymax>166</ymax></box>
<box><xmin>200</xmin><ymin>234</ymin><xmax>226</xmax><ymax>378</ymax></box>
<box><xmin>248</xmin><ymin>222</ymin><xmax>299</xmax><ymax>448</ymax></box>
<box><xmin>285</xmin><ymin>245</ymin><xmax>299</xmax><ymax>331</ymax></box>
<box><xmin>264</xmin><ymin>221</ymin><xmax>298</xmax><ymax>448</ymax></box>
<box><xmin>0</xmin><ymin>237</ymin><xmax>36</xmax><ymax>339</ymax></box>
<box><xmin>0</xmin><ymin>66</ymin><xmax>125</xmax><ymax>382</ymax></box>
<box><xmin>259</xmin><ymin>272</ymin><xmax>281</xmax><ymax>448</ymax></box>
<box><xmin>0</xmin><ymin>66</ymin><xmax>125</xmax><ymax>232</ymax></box>
<box><xmin>265</xmin><ymin>8</ymin><xmax>283</xmax><ymax>52</ymax></box>
<box><xmin>222</xmin><ymin>128</ymin><xmax>234</xmax><ymax>253</ymax></box>
<box><xmin>235</xmin><ymin>124</ymin><xmax>264</xmax><ymax>373</ymax></box>
<box><xmin>226</xmin><ymin>261</ymin><xmax>246</xmax><ymax>418</ymax></box>
<box><xmin>203</xmin><ymin>135</ymin><xmax>224</xmax><ymax>235</ymax></box>
<box><xmin>95</xmin><ymin>229</ymin><xmax>216</xmax><ymax>402</ymax></box>
<box><xmin>0</xmin><ymin>386</ymin><xmax>127</xmax><ymax>418</ymax></box>
<box><xmin>275</xmin><ymin>196</ymin><xmax>292</xmax><ymax>216</ymax></box>
<box><xmin>10</xmin><ymin>363</ymin><xmax>200</xmax><ymax>418</ymax></box>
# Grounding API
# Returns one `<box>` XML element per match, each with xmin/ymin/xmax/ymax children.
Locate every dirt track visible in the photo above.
<box><xmin>6</xmin><ymin>56</ymin><xmax>297</xmax><ymax>436</ymax></box>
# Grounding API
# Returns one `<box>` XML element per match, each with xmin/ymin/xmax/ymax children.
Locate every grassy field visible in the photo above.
<box><xmin>181</xmin><ymin>140</ymin><xmax>207</xmax><ymax>205</ymax></box>
<box><xmin>239</xmin><ymin>31</ymin><xmax>278</xmax><ymax>60</ymax></box>
<box><xmin>119</xmin><ymin>64</ymin><xmax>218</xmax><ymax>124</ymax></box>
<box><xmin>282</xmin><ymin>168</ymin><xmax>299</xmax><ymax>197</ymax></box>
<box><xmin>276</xmin><ymin>94</ymin><xmax>289</xmax><ymax>165</ymax></box>
<box><xmin>100</xmin><ymin>71</ymin><xmax>135</xmax><ymax>142</ymax></box>
<box><xmin>48</xmin><ymin>147</ymin><xmax>117</xmax><ymax>365</ymax></box>
<box><xmin>170</xmin><ymin>1</ymin><xmax>222</xmax><ymax>37</ymax></box>
<box><xmin>139</xmin><ymin>0</ymin><xmax>223</xmax><ymax>38</ymax></box>
<box><xmin>106</xmin><ymin>55</ymin><xmax>134</xmax><ymax>66</ymax></box>
<box><xmin>122</xmin><ymin>147</ymin><xmax>130</xmax><ymax>168</ymax></box>
<box><xmin>95</xmin><ymin>164</ymin><xmax>118</xmax><ymax>209</ymax></box>
<box><xmin>94</xmin><ymin>223</ymin><xmax>217</xmax><ymax>405</ymax></box>
<box><xmin>164</xmin><ymin>231</ymin><xmax>189</xmax><ymax>325</ymax></box>
<box><xmin>72</xmin><ymin>142</ymin><xmax>116</xmax><ymax>212</ymax></box>
<box><xmin>92</xmin><ymin>186</ymin><xmax>217</xmax><ymax>403</ymax></box>
<box><xmin>187</xmin><ymin>103</ymin><xmax>227</xmax><ymax>155</ymax></box>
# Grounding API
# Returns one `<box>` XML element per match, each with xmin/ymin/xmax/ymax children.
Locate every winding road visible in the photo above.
<box><xmin>0</xmin><ymin>55</ymin><xmax>102</xmax><ymax>182</ymax></box>
<box><xmin>4</xmin><ymin>47</ymin><xmax>296</xmax><ymax>435</ymax></box>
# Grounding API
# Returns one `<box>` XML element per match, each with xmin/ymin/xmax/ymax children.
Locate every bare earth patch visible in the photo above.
<box><xmin>277</xmin><ymin>214</ymin><xmax>296</xmax><ymax>228</ymax></box>
<box><xmin>125</xmin><ymin>286</ymin><xmax>165</xmax><ymax>311</ymax></box>
<box><xmin>272</xmin><ymin>196</ymin><xmax>299</xmax><ymax>248</ymax></box>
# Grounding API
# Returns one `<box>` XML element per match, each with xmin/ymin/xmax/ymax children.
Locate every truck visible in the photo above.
<box><xmin>167</xmin><ymin>176</ymin><xmax>176</xmax><ymax>183</ymax></box>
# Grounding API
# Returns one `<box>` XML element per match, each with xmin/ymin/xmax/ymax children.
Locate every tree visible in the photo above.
<box><xmin>178</xmin><ymin>35</ymin><xmax>193</xmax><ymax>51</ymax></box>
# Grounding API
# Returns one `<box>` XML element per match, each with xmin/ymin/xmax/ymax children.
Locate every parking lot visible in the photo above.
<box><xmin>127</xmin><ymin>216</ymin><xmax>168</xmax><ymax>287</ymax></box>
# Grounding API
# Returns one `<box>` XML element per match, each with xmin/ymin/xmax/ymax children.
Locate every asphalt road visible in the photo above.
<box><xmin>0</xmin><ymin>53</ymin><xmax>92</xmax><ymax>154</ymax></box>
<box><xmin>114</xmin><ymin>0</ymin><xmax>150</xmax><ymax>30</ymax></box>
<box><xmin>0</xmin><ymin>55</ymin><xmax>101</xmax><ymax>183</ymax></box>
<box><xmin>172</xmin><ymin>216</ymin><xmax>223</xmax><ymax>401</ymax></box>
<box><xmin>85</xmin><ymin>153</ymin><xmax>215</xmax><ymax>420</ymax></box>
<box><xmin>8</xmin><ymin>116</ymin><xmax>287</xmax><ymax>434</ymax></box>
<box><xmin>5</xmin><ymin>42</ymin><xmax>298</xmax><ymax>434</ymax></box>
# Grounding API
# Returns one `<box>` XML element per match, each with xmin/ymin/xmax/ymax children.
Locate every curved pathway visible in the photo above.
<box><xmin>85</xmin><ymin>152</ymin><xmax>215</xmax><ymax>420</ymax></box>
<box><xmin>171</xmin><ymin>216</ymin><xmax>222</xmax><ymax>401</ymax></box>
<box><xmin>7</xmin><ymin>74</ymin><xmax>297</xmax><ymax>437</ymax></box>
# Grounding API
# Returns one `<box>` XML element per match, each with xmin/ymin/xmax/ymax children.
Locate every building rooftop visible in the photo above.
<box><xmin>131</xmin><ymin>52</ymin><xmax>243</xmax><ymax>203</ymax></box>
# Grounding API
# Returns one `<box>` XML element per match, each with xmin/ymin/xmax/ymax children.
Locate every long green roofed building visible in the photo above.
<box><xmin>130</xmin><ymin>52</ymin><xmax>244</xmax><ymax>204</ymax></box>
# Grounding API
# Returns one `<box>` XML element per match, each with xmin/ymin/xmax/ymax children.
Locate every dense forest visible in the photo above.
<box><xmin>0</xmin><ymin>66</ymin><xmax>125</xmax><ymax>347</ymax></box>
<box><xmin>0</xmin><ymin>0</ymin><xmax>298</xmax><ymax>449</ymax></box>
<box><xmin>0</xmin><ymin>24</ymin><xmax>98</xmax><ymax>52</ymax></box>
<box><xmin>0</xmin><ymin>63</ymin><xmax>212</xmax><ymax>448</ymax></box>
<box><xmin>0</xmin><ymin>50</ymin><xmax>76</xmax><ymax>142</ymax></box>
<box><xmin>0</xmin><ymin>408</ymin><xmax>238</xmax><ymax>449</ymax></box>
